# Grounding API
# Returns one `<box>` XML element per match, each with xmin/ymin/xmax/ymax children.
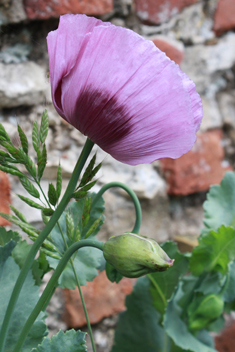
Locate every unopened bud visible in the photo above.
<box><xmin>103</xmin><ymin>233</ymin><xmax>174</xmax><ymax>278</ymax></box>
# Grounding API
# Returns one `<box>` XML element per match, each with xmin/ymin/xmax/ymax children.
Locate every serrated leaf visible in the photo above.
<box><xmin>82</xmin><ymin>197</ymin><xmax>91</xmax><ymax>227</ymax></box>
<box><xmin>38</xmin><ymin>144</ymin><xmax>47</xmax><ymax>180</ymax></box>
<box><xmin>190</xmin><ymin>225</ymin><xmax>235</xmax><ymax>276</ymax></box>
<box><xmin>46</xmin><ymin>194</ymin><xmax>105</xmax><ymax>288</ymax></box>
<box><xmin>111</xmin><ymin>277</ymin><xmax>170</xmax><ymax>352</ymax></box>
<box><xmin>18</xmin><ymin>124</ymin><xmax>28</xmax><ymax>154</ymax></box>
<box><xmin>19</xmin><ymin>176</ymin><xmax>40</xmax><ymax>198</ymax></box>
<box><xmin>84</xmin><ymin>215</ymin><xmax>103</xmax><ymax>239</ymax></box>
<box><xmin>32</xmin><ymin>121</ymin><xmax>40</xmax><ymax>153</ymax></box>
<box><xmin>31</xmin><ymin>329</ymin><xmax>87</xmax><ymax>352</ymax></box>
<box><xmin>0</xmin><ymin>242</ymin><xmax>47</xmax><ymax>351</ymax></box>
<box><xmin>79</xmin><ymin>154</ymin><xmax>96</xmax><ymax>187</ymax></box>
<box><xmin>0</xmin><ymin>226</ymin><xmax>21</xmax><ymax>246</ymax></box>
<box><xmin>48</xmin><ymin>183</ymin><xmax>57</xmax><ymax>207</ymax></box>
<box><xmin>203</xmin><ymin>171</ymin><xmax>235</xmax><ymax>231</ymax></box>
<box><xmin>39</xmin><ymin>110</ymin><xmax>49</xmax><ymax>144</ymax></box>
<box><xmin>56</xmin><ymin>163</ymin><xmax>62</xmax><ymax>199</ymax></box>
<box><xmin>163</xmin><ymin>287</ymin><xmax>217</xmax><ymax>352</ymax></box>
<box><xmin>17</xmin><ymin>194</ymin><xmax>44</xmax><ymax>209</ymax></box>
<box><xmin>149</xmin><ymin>241</ymin><xmax>189</xmax><ymax>316</ymax></box>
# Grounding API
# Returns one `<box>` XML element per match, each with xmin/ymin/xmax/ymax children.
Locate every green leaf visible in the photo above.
<box><xmin>190</xmin><ymin>225</ymin><xmax>235</xmax><ymax>276</ymax></box>
<box><xmin>0</xmin><ymin>164</ymin><xmax>23</xmax><ymax>177</ymax></box>
<box><xmin>32</xmin><ymin>121</ymin><xmax>40</xmax><ymax>153</ymax></box>
<box><xmin>79</xmin><ymin>154</ymin><xmax>96</xmax><ymax>187</ymax></box>
<box><xmin>106</xmin><ymin>262</ymin><xmax>123</xmax><ymax>283</ymax></box>
<box><xmin>17</xmin><ymin>194</ymin><xmax>44</xmax><ymax>209</ymax></box>
<box><xmin>19</xmin><ymin>176</ymin><xmax>40</xmax><ymax>199</ymax></box>
<box><xmin>12</xmin><ymin>240</ymin><xmax>43</xmax><ymax>285</ymax></box>
<box><xmin>73</xmin><ymin>181</ymin><xmax>97</xmax><ymax>200</ymax></box>
<box><xmin>0</xmin><ymin>226</ymin><xmax>20</xmax><ymax>246</ymax></box>
<box><xmin>42</xmin><ymin>208</ymin><xmax>54</xmax><ymax>216</ymax></box>
<box><xmin>203</xmin><ymin>171</ymin><xmax>235</xmax><ymax>231</ymax></box>
<box><xmin>37</xmin><ymin>144</ymin><xmax>47</xmax><ymax>181</ymax></box>
<box><xmin>163</xmin><ymin>288</ymin><xmax>217</xmax><ymax>352</ymax></box>
<box><xmin>0</xmin><ymin>123</ymin><xmax>11</xmax><ymax>142</ymax></box>
<box><xmin>0</xmin><ymin>242</ymin><xmax>47</xmax><ymax>351</ymax></box>
<box><xmin>10</xmin><ymin>204</ymin><xmax>27</xmax><ymax>223</ymax></box>
<box><xmin>223</xmin><ymin>261</ymin><xmax>235</xmax><ymax>302</ymax></box>
<box><xmin>31</xmin><ymin>329</ymin><xmax>87</xmax><ymax>352</ymax></box>
<box><xmin>46</xmin><ymin>194</ymin><xmax>105</xmax><ymax>288</ymax></box>
<box><xmin>111</xmin><ymin>277</ymin><xmax>170</xmax><ymax>352</ymax></box>
<box><xmin>48</xmin><ymin>183</ymin><xmax>57</xmax><ymax>207</ymax></box>
<box><xmin>23</xmin><ymin>154</ymin><xmax>37</xmax><ymax>179</ymax></box>
<box><xmin>56</xmin><ymin>163</ymin><xmax>62</xmax><ymax>199</ymax></box>
<box><xmin>149</xmin><ymin>241</ymin><xmax>189</xmax><ymax>316</ymax></box>
<box><xmin>66</xmin><ymin>213</ymin><xmax>74</xmax><ymax>241</ymax></box>
<box><xmin>18</xmin><ymin>124</ymin><xmax>28</xmax><ymax>154</ymax></box>
<box><xmin>39</xmin><ymin>110</ymin><xmax>49</xmax><ymax>144</ymax></box>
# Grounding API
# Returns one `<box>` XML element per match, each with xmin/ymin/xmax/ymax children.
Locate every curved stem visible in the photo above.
<box><xmin>57</xmin><ymin>222</ymin><xmax>97</xmax><ymax>352</ymax></box>
<box><xmin>0</xmin><ymin>138</ymin><xmax>94</xmax><ymax>352</ymax></box>
<box><xmin>92</xmin><ymin>182</ymin><xmax>142</xmax><ymax>234</ymax></box>
<box><xmin>13</xmin><ymin>240</ymin><xmax>104</xmax><ymax>352</ymax></box>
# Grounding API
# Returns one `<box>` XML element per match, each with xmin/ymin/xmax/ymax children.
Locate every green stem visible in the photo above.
<box><xmin>13</xmin><ymin>240</ymin><xmax>104</xmax><ymax>352</ymax></box>
<box><xmin>0</xmin><ymin>138</ymin><xmax>94</xmax><ymax>352</ymax></box>
<box><xmin>57</xmin><ymin>222</ymin><xmax>97</xmax><ymax>352</ymax></box>
<box><xmin>92</xmin><ymin>182</ymin><xmax>142</xmax><ymax>234</ymax></box>
<box><xmin>147</xmin><ymin>273</ymin><xmax>167</xmax><ymax>307</ymax></box>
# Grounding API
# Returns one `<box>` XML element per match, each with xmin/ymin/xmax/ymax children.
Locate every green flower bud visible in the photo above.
<box><xmin>103</xmin><ymin>233</ymin><xmax>174</xmax><ymax>278</ymax></box>
<box><xmin>188</xmin><ymin>294</ymin><xmax>224</xmax><ymax>331</ymax></box>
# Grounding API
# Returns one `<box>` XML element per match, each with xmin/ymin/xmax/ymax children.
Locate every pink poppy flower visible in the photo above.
<box><xmin>47</xmin><ymin>14</ymin><xmax>202</xmax><ymax>165</ymax></box>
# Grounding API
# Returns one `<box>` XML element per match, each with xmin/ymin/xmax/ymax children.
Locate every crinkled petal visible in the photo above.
<box><xmin>47</xmin><ymin>14</ymin><xmax>203</xmax><ymax>165</ymax></box>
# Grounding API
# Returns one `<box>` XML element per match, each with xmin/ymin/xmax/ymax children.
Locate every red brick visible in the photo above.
<box><xmin>63</xmin><ymin>270</ymin><xmax>134</xmax><ymax>327</ymax></box>
<box><xmin>23</xmin><ymin>0</ymin><xmax>113</xmax><ymax>20</ymax></box>
<box><xmin>215</xmin><ymin>321</ymin><xmax>235</xmax><ymax>352</ymax></box>
<box><xmin>0</xmin><ymin>171</ymin><xmax>11</xmax><ymax>226</ymax></box>
<box><xmin>152</xmin><ymin>37</ymin><xmax>184</xmax><ymax>65</ymax></box>
<box><xmin>213</xmin><ymin>0</ymin><xmax>235</xmax><ymax>36</ymax></box>
<box><xmin>160</xmin><ymin>130</ymin><xmax>232</xmax><ymax>195</ymax></box>
<box><xmin>134</xmin><ymin>0</ymin><xmax>198</xmax><ymax>24</ymax></box>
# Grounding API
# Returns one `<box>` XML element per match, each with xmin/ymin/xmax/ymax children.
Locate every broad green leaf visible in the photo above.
<box><xmin>149</xmin><ymin>241</ymin><xmax>189</xmax><ymax>315</ymax></box>
<box><xmin>46</xmin><ymin>194</ymin><xmax>105</xmax><ymax>288</ymax></box>
<box><xmin>196</xmin><ymin>272</ymin><xmax>222</xmax><ymax>295</ymax></box>
<box><xmin>203</xmin><ymin>171</ymin><xmax>235</xmax><ymax>230</ymax></box>
<box><xmin>12</xmin><ymin>240</ymin><xmax>43</xmax><ymax>285</ymax></box>
<box><xmin>18</xmin><ymin>124</ymin><xmax>28</xmax><ymax>154</ymax></box>
<box><xmin>18</xmin><ymin>194</ymin><xmax>44</xmax><ymax>209</ymax></box>
<box><xmin>0</xmin><ymin>226</ymin><xmax>20</xmax><ymax>246</ymax></box>
<box><xmin>111</xmin><ymin>277</ymin><xmax>171</xmax><ymax>352</ymax></box>
<box><xmin>0</xmin><ymin>243</ymin><xmax>47</xmax><ymax>351</ymax></box>
<box><xmin>39</xmin><ymin>110</ymin><xmax>49</xmax><ymax>144</ymax></box>
<box><xmin>190</xmin><ymin>226</ymin><xmax>235</xmax><ymax>276</ymax></box>
<box><xmin>31</xmin><ymin>329</ymin><xmax>87</xmax><ymax>352</ymax></box>
<box><xmin>48</xmin><ymin>183</ymin><xmax>57</xmax><ymax>206</ymax></box>
<box><xmin>56</xmin><ymin>163</ymin><xmax>62</xmax><ymax>199</ymax></box>
<box><xmin>163</xmin><ymin>288</ymin><xmax>217</xmax><ymax>352</ymax></box>
<box><xmin>19</xmin><ymin>176</ymin><xmax>40</xmax><ymax>198</ymax></box>
<box><xmin>222</xmin><ymin>261</ymin><xmax>235</xmax><ymax>302</ymax></box>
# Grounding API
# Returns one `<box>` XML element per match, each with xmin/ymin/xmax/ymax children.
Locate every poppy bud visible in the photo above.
<box><xmin>188</xmin><ymin>294</ymin><xmax>224</xmax><ymax>331</ymax></box>
<box><xmin>103</xmin><ymin>233</ymin><xmax>174</xmax><ymax>278</ymax></box>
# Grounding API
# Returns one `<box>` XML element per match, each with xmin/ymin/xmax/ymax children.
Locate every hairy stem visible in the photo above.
<box><xmin>13</xmin><ymin>240</ymin><xmax>104</xmax><ymax>352</ymax></box>
<box><xmin>92</xmin><ymin>182</ymin><xmax>142</xmax><ymax>234</ymax></box>
<box><xmin>0</xmin><ymin>138</ymin><xmax>94</xmax><ymax>352</ymax></box>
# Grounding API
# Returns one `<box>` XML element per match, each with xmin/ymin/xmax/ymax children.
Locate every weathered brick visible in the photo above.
<box><xmin>63</xmin><ymin>271</ymin><xmax>134</xmax><ymax>327</ymax></box>
<box><xmin>23</xmin><ymin>0</ymin><xmax>113</xmax><ymax>20</ymax></box>
<box><xmin>160</xmin><ymin>130</ymin><xmax>232</xmax><ymax>195</ymax></box>
<box><xmin>152</xmin><ymin>36</ymin><xmax>184</xmax><ymax>65</ymax></box>
<box><xmin>0</xmin><ymin>171</ymin><xmax>11</xmax><ymax>226</ymax></box>
<box><xmin>213</xmin><ymin>0</ymin><xmax>235</xmax><ymax>35</ymax></box>
<box><xmin>134</xmin><ymin>0</ymin><xmax>198</xmax><ymax>24</ymax></box>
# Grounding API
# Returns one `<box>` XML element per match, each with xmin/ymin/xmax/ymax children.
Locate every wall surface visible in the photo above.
<box><xmin>0</xmin><ymin>0</ymin><xmax>235</xmax><ymax>350</ymax></box>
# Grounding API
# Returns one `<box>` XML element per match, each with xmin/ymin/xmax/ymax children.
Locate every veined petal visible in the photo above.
<box><xmin>47</xmin><ymin>14</ymin><xmax>203</xmax><ymax>165</ymax></box>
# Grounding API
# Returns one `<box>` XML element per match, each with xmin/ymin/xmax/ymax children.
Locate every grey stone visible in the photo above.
<box><xmin>218</xmin><ymin>91</ymin><xmax>235</xmax><ymax>128</ymax></box>
<box><xmin>200</xmin><ymin>95</ymin><xmax>222</xmax><ymax>131</ymax></box>
<box><xmin>0</xmin><ymin>44</ymin><xmax>31</xmax><ymax>64</ymax></box>
<box><xmin>0</xmin><ymin>62</ymin><xmax>50</xmax><ymax>108</ymax></box>
<box><xmin>0</xmin><ymin>0</ymin><xmax>26</xmax><ymax>25</ymax></box>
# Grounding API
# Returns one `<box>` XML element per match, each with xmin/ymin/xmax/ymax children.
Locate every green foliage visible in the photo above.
<box><xmin>0</xmin><ymin>240</ymin><xmax>47</xmax><ymax>351</ymax></box>
<box><xmin>31</xmin><ymin>329</ymin><xmax>87</xmax><ymax>352</ymax></box>
<box><xmin>17</xmin><ymin>124</ymin><xmax>28</xmax><ymax>154</ymax></box>
<box><xmin>203</xmin><ymin>171</ymin><xmax>235</xmax><ymax>230</ymax></box>
<box><xmin>56</xmin><ymin>163</ymin><xmax>62</xmax><ymax>199</ymax></box>
<box><xmin>37</xmin><ymin>144</ymin><xmax>47</xmax><ymax>181</ymax></box>
<box><xmin>190</xmin><ymin>226</ymin><xmax>235</xmax><ymax>275</ymax></box>
<box><xmin>19</xmin><ymin>176</ymin><xmax>40</xmax><ymax>199</ymax></box>
<box><xmin>149</xmin><ymin>242</ymin><xmax>189</xmax><ymax>316</ymax></box>
<box><xmin>111</xmin><ymin>277</ymin><xmax>170</xmax><ymax>352</ymax></box>
<box><xmin>17</xmin><ymin>194</ymin><xmax>44</xmax><ymax>210</ymax></box>
<box><xmin>0</xmin><ymin>226</ymin><xmax>20</xmax><ymax>246</ymax></box>
<box><xmin>45</xmin><ymin>194</ymin><xmax>105</xmax><ymax>288</ymax></box>
<box><xmin>48</xmin><ymin>183</ymin><xmax>57</xmax><ymax>206</ymax></box>
<box><xmin>39</xmin><ymin>110</ymin><xmax>49</xmax><ymax>145</ymax></box>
